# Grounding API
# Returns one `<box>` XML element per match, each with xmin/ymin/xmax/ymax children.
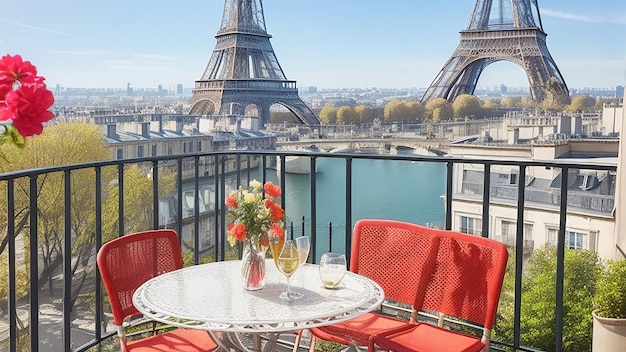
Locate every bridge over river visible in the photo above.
<box><xmin>276</xmin><ymin>137</ymin><xmax>449</xmax><ymax>155</ymax></box>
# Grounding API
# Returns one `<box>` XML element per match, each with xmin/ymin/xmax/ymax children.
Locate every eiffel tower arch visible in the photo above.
<box><xmin>189</xmin><ymin>0</ymin><xmax>319</xmax><ymax>127</ymax></box>
<box><xmin>421</xmin><ymin>0</ymin><xmax>570</xmax><ymax>105</ymax></box>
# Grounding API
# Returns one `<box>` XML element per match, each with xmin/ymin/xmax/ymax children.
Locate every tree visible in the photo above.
<box><xmin>482</xmin><ymin>99</ymin><xmax>500</xmax><ymax>109</ymax></box>
<box><xmin>452</xmin><ymin>94</ymin><xmax>483</xmax><ymax>120</ymax></box>
<box><xmin>424</xmin><ymin>98</ymin><xmax>453</xmax><ymax>122</ymax></box>
<box><xmin>541</xmin><ymin>77</ymin><xmax>569</xmax><ymax>111</ymax></box>
<box><xmin>318</xmin><ymin>105</ymin><xmax>338</xmax><ymax>125</ymax></box>
<box><xmin>384</xmin><ymin>100</ymin><xmax>419</xmax><ymax>122</ymax></box>
<box><xmin>0</xmin><ymin>123</ymin><xmax>114</xmax><ymax>318</ymax></box>
<box><xmin>354</xmin><ymin>105</ymin><xmax>378</xmax><ymax>124</ymax></box>
<box><xmin>407</xmin><ymin>101</ymin><xmax>426</xmax><ymax>122</ymax></box>
<box><xmin>336</xmin><ymin>106</ymin><xmax>358</xmax><ymax>125</ymax></box>
<box><xmin>270</xmin><ymin>111</ymin><xmax>298</xmax><ymax>123</ymax></box>
<box><xmin>494</xmin><ymin>246</ymin><xmax>600</xmax><ymax>352</ymax></box>
<box><xmin>566</xmin><ymin>95</ymin><xmax>597</xmax><ymax>112</ymax></box>
<box><xmin>501</xmin><ymin>96</ymin><xmax>522</xmax><ymax>108</ymax></box>
<box><xmin>101</xmin><ymin>164</ymin><xmax>175</xmax><ymax>242</ymax></box>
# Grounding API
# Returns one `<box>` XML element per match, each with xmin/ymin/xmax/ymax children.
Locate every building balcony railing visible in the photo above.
<box><xmin>0</xmin><ymin>150</ymin><xmax>617</xmax><ymax>351</ymax></box>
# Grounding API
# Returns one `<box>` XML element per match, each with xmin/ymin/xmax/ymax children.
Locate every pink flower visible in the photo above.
<box><xmin>0</xmin><ymin>54</ymin><xmax>55</xmax><ymax>141</ymax></box>
<box><xmin>0</xmin><ymin>54</ymin><xmax>38</xmax><ymax>97</ymax></box>
<box><xmin>1</xmin><ymin>82</ymin><xmax>54</xmax><ymax>137</ymax></box>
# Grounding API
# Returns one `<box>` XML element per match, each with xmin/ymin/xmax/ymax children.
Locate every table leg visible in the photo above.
<box><xmin>206</xmin><ymin>331</ymin><xmax>286</xmax><ymax>352</ymax></box>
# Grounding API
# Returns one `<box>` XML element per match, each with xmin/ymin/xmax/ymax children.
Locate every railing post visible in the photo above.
<box><xmin>309</xmin><ymin>157</ymin><xmax>317</xmax><ymax>263</ymax></box>
<box><xmin>513</xmin><ymin>165</ymin><xmax>527</xmax><ymax>349</ymax></box>
<box><xmin>445</xmin><ymin>161</ymin><xmax>453</xmax><ymax>230</ymax></box>
<box><xmin>194</xmin><ymin>156</ymin><xmax>201</xmax><ymax>265</ymax></box>
<box><xmin>63</xmin><ymin>170</ymin><xmax>72</xmax><ymax>351</ymax></box>
<box><xmin>152</xmin><ymin>160</ymin><xmax>160</xmax><ymax>230</ymax></box>
<box><xmin>555</xmin><ymin>168</ymin><xmax>568</xmax><ymax>351</ymax></box>
<box><xmin>345</xmin><ymin>158</ymin><xmax>353</xmax><ymax>264</ymax></box>
<box><xmin>7</xmin><ymin>179</ymin><xmax>17</xmax><ymax>351</ymax></box>
<box><xmin>118</xmin><ymin>163</ymin><xmax>125</xmax><ymax>237</ymax></box>
<box><xmin>29</xmin><ymin>176</ymin><xmax>39</xmax><ymax>351</ymax></box>
<box><xmin>482</xmin><ymin>163</ymin><xmax>491</xmax><ymax>238</ymax></box>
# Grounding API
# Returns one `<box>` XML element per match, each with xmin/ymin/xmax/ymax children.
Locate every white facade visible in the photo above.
<box><xmin>448</xmin><ymin>142</ymin><xmax>618</xmax><ymax>260</ymax></box>
<box><xmin>601</xmin><ymin>102</ymin><xmax>623</xmax><ymax>135</ymax></box>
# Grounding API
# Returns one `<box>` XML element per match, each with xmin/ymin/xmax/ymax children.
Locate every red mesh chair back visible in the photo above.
<box><xmin>420</xmin><ymin>230</ymin><xmax>508</xmax><ymax>330</ymax></box>
<box><xmin>97</xmin><ymin>229</ymin><xmax>184</xmax><ymax>326</ymax></box>
<box><xmin>351</xmin><ymin>219</ymin><xmax>441</xmax><ymax>310</ymax></box>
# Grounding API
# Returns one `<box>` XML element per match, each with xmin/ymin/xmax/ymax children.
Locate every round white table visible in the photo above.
<box><xmin>132</xmin><ymin>260</ymin><xmax>384</xmax><ymax>351</ymax></box>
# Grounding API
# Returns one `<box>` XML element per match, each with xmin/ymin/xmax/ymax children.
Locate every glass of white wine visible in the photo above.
<box><xmin>277</xmin><ymin>240</ymin><xmax>303</xmax><ymax>301</ymax></box>
<box><xmin>319</xmin><ymin>252</ymin><xmax>347</xmax><ymax>289</ymax></box>
<box><xmin>295</xmin><ymin>235</ymin><xmax>310</xmax><ymax>266</ymax></box>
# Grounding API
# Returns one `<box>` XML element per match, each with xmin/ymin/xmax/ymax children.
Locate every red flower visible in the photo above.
<box><xmin>264</xmin><ymin>199</ymin><xmax>273</xmax><ymax>208</ymax></box>
<box><xmin>0</xmin><ymin>54</ymin><xmax>38</xmax><ymax>97</ymax></box>
<box><xmin>228</xmin><ymin>223</ymin><xmax>247</xmax><ymax>241</ymax></box>
<box><xmin>0</xmin><ymin>82</ymin><xmax>54</xmax><ymax>137</ymax></box>
<box><xmin>0</xmin><ymin>54</ymin><xmax>55</xmax><ymax>141</ymax></box>
<box><xmin>269</xmin><ymin>202</ymin><xmax>285</xmax><ymax>222</ymax></box>
<box><xmin>264</xmin><ymin>181</ymin><xmax>281</xmax><ymax>198</ymax></box>
<box><xmin>225</xmin><ymin>191</ymin><xmax>238</xmax><ymax>208</ymax></box>
<box><xmin>269</xmin><ymin>223</ymin><xmax>285</xmax><ymax>238</ymax></box>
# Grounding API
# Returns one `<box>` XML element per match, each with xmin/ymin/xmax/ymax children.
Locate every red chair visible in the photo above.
<box><xmin>97</xmin><ymin>229</ymin><xmax>218</xmax><ymax>352</ymax></box>
<box><xmin>368</xmin><ymin>230</ymin><xmax>509</xmax><ymax>352</ymax></box>
<box><xmin>300</xmin><ymin>219</ymin><xmax>441</xmax><ymax>351</ymax></box>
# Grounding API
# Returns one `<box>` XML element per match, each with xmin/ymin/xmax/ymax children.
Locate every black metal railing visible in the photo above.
<box><xmin>0</xmin><ymin>149</ymin><xmax>616</xmax><ymax>351</ymax></box>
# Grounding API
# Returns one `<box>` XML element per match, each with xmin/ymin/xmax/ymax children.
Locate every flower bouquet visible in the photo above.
<box><xmin>225</xmin><ymin>180</ymin><xmax>285</xmax><ymax>290</ymax></box>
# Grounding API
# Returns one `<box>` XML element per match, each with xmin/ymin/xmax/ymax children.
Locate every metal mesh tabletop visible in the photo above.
<box><xmin>133</xmin><ymin>260</ymin><xmax>384</xmax><ymax>333</ymax></box>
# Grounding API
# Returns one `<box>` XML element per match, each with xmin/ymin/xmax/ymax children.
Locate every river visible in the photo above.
<box><xmin>260</xmin><ymin>152</ymin><xmax>447</xmax><ymax>259</ymax></box>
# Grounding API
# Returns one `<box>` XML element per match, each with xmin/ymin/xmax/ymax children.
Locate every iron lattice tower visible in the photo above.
<box><xmin>189</xmin><ymin>0</ymin><xmax>319</xmax><ymax>126</ymax></box>
<box><xmin>421</xmin><ymin>0</ymin><xmax>570</xmax><ymax>105</ymax></box>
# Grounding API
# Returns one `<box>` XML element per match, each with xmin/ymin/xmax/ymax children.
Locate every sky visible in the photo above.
<box><xmin>1</xmin><ymin>0</ymin><xmax>625</xmax><ymax>91</ymax></box>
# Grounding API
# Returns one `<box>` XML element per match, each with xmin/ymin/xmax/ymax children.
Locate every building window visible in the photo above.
<box><xmin>152</xmin><ymin>144</ymin><xmax>157</xmax><ymax>156</ymax></box>
<box><xmin>547</xmin><ymin>228</ymin><xmax>590</xmax><ymax>250</ymax></box>
<box><xmin>501</xmin><ymin>220</ymin><xmax>515</xmax><ymax>243</ymax></box>
<box><xmin>509</xmin><ymin>173</ymin><xmax>518</xmax><ymax>185</ymax></box>
<box><xmin>460</xmin><ymin>216</ymin><xmax>482</xmax><ymax>236</ymax></box>
<box><xmin>137</xmin><ymin>145</ymin><xmax>144</xmax><ymax>158</ymax></box>
<box><xmin>500</xmin><ymin>220</ymin><xmax>533</xmax><ymax>245</ymax></box>
<box><xmin>116</xmin><ymin>149</ymin><xmax>123</xmax><ymax>160</ymax></box>
<box><xmin>547</xmin><ymin>228</ymin><xmax>558</xmax><ymax>246</ymax></box>
<box><xmin>567</xmin><ymin>231</ymin><xmax>586</xmax><ymax>250</ymax></box>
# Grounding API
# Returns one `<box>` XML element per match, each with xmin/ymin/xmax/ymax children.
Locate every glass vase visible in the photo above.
<box><xmin>241</xmin><ymin>234</ymin><xmax>269</xmax><ymax>291</ymax></box>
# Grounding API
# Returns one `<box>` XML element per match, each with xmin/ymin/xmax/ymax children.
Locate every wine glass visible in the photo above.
<box><xmin>319</xmin><ymin>252</ymin><xmax>347</xmax><ymax>289</ymax></box>
<box><xmin>269</xmin><ymin>234</ymin><xmax>285</xmax><ymax>269</ymax></box>
<box><xmin>295</xmin><ymin>236</ymin><xmax>310</xmax><ymax>266</ymax></box>
<box><xmin>277</xmin><ymin>240</ymin><xmax>303</xmax><ymax>301</ymax></box>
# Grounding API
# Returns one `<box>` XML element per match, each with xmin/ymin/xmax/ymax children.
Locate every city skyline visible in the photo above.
<box><xmin>2</xmin><ymin>0</ymin><xmax>625</xmax><ymax>91</ymax></box>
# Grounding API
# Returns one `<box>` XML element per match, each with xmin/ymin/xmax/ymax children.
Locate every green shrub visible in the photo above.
<box><xmin>594</xmin><ymin>259</ymin><xmax>626</xmax><ymax>319</ymax></box>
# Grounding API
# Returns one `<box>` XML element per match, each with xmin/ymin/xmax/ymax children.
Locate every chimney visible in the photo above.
<box><xmin>106</xmin><ymin>124</ymin><xmax>118</xmax><ymax>139</ymax></box>
<box><xmin>141</xmin><ymin>122</ymin><xmax>150</xmax><ymax>138</ymax></box>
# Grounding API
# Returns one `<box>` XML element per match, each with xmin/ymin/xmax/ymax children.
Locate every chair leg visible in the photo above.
<box><xmin>292</xmin><ymin>330</ymin><xmax>304</xmax><ymax>352</ymax></box>
<box><xmin>308</xmin><ymin>334</ymin><xmax>316</xmax><ymax>352</ymax></box>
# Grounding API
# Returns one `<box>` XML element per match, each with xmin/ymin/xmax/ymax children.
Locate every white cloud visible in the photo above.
<box><xmin>541</xmin><ymin>9</ymin><xmax>626</xmax><ymax>25</ymax></box>
<box><xmin>559</xmin><ymin>58</ymin><xmax>626</xmax><ymax>69</ymax></box>
<box><xmin>49</xmin><ymin>50</ymin><xmax>97</xmax><ymax>56</ymax></box>
<box><xmin>131</xmin><ymin>53</ymin><xmax>176</xmax><ymax>61</ymax></box>
<box><xmin>0</xmin><ymin>19</ymin><xmax>68</xmax><ymax>35</ymax></box>
<box><xmin>109</xmin><ymin>63</ymin><xmax>174</xmax><ymax>72</ymax></box>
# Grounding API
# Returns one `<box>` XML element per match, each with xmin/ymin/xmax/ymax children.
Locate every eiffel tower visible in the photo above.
<box><xmin>421</xmin><ymin>0</ymin><xmax>570</xmax><ymax>105</ymax></box>
<box><xmin>189</xmin><ymin>0</ymin><xmax>319</xmax><ymax>126</ymax></box>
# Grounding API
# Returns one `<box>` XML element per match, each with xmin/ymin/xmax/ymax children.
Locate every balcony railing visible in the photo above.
<box><xmin>0</xmin><ymin>150</ymin><xmax>617</xmax><ymax>351</ymax></box>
